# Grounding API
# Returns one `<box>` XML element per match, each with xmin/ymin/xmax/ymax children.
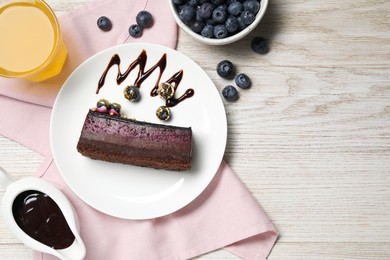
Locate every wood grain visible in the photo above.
<box><xmin>1</xmin><ymin>0</ymin><xmax>390</xmax><ymax>259</ymax></box>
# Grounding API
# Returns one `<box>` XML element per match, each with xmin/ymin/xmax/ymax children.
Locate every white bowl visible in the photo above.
<box><xmin>168</xmin><ymin>0</ymin><xmax>269</xmax><ymax>45</ymax></box>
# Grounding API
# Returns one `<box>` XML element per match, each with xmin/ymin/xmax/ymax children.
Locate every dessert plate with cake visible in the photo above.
<box><xmin>50</xmin><ymin>43</ymin><xmax>227</xmax><ymax>219</ymax></box>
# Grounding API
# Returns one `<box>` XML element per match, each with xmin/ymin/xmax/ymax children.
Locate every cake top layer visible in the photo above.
<box><xmin>87</xmin><ymin>109</ymin><xmax>191</xmax><ymax>131</ymax></box>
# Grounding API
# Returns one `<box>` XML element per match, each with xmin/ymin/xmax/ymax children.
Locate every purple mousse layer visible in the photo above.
<box><xmin>77</xmin><ymin>110</ymin><xmax>192</xmax><ymax>171</ymax></box>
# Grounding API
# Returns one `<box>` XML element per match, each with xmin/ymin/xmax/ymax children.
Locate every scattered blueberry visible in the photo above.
<box><xmin>235</xmin><ymin>73</ymin><xmax>251</xmax><ymax>89</ymax></box>
<box><xmin>136</xmin><ymin>11</ymin><xmax>153</xmax><ymax>29</ymax></box>
<box><xmin>216</xmin><ymin>60</ymin><xmax>235</xmax><ymax>78</ymax></box>
<box><xmin>251</xmin><ymin>37</ymin><xmax>269</xmax><ymax>54</ymax></box>
<box><xmin>97</xmin><ymin>16</ymin><xmax>112</xmax><ymax>31</ymax></box>
<box><xmin>201</xmin><ymin>24</ymin><xmax>214</xmax><ymax>38</ymax></box>
<box><xmin>214</xmin><ymin>24</ymin><xmax>228</xmax><ymax>38</ymax></box>
<box><xmin>222</xmin><ymin>85</ymin><xmax>239</xmax><ymax>101</ymax></box>
<box><xmin>129</xmin><ymin>24</ymin><xmax>142</xmax><ymax>38</ymax></box>
<box><xmin>240</xmin><ymin>10</ymin><xmax>255</xmax><ymax>25</ymax></box>
<box><xmin>179</xmin><ymin>5</ymin><xmax>196</xmax><ymax>23</ymax></box>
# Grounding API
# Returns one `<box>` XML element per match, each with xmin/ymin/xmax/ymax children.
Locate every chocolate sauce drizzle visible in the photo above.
<box><xmin>97</xmin><ymin>50</ymin><xmax>194</xmax><ymax>107</ymax></box>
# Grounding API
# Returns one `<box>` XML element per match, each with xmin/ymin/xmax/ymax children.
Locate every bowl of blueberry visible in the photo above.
<box><xmin>169</xmin><ymin>0</ymin><xmax>268</xmax><ymax>45</ymax></box>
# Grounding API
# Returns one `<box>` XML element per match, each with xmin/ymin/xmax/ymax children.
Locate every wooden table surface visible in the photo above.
<box><xmin>1</xmin><ymin>0</ymin><xmax>390</xmax><ymax>259</ymax></box>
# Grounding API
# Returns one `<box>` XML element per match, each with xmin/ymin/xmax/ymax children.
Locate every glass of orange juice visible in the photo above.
<box><xmin>0</xmin><ymin>0</ymin><xmax>67</xmax><ymax>82</ymax></box>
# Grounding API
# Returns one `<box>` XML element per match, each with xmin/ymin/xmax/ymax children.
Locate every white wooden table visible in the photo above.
<box><xmin>1</xmin><ymin>0</ymin><xmax>390</xmax><ymax>259</ymax></box>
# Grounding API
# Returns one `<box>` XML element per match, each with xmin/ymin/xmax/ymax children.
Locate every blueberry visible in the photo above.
<box><xmin>227</xmin><ymin>0</ymin><xmax>238</xmax><ymax>4</ymax></box>
<box><xmin>228</xmin><ymin>1</ymin><xmax>243</xmax><ymax>16</ymax></box>
<box><xmin>179</xmin><ymin>5</ymin><xmax>196</xmax><ymax>23</ymax></box>
<box><xmin>201</xmin><ymin>24</ymin><xmax>214</xmax><ymax>38</ymax></box>
<box><xmin>235</xmin><ymin>73</ymin><xmax>251</xmax><ymax>89</ymax></box>
<box><xmin>215</xmin><ymin>4</ymin><xmax>228</xmax><ymax>12</ymax></box>
<box><xmin>214</xmin><ymin>24</ymin><xmax>228</xmax><ymax>38</ymax></box>
<box><xmin>191</xmin><ymin>20</ymin><xmax>205</xmax><ymax>33</ymax></box>
<box><xmin>222</xmin><ymin>85</ymin><xmax>239</xmax><ymax>101</ymax></box>
<box><xmin>97</xmin><ymin>16</ymin><xmax>112</xmax><ymax>31</ymax></box>
<box><xmin>225</xmin><ymin>15</ymin><xmax>238</xmax><ymax>33</ymax></box>
<box><xmin>216</xmin><ymin>60</ymin><xmax>234</xmax><ymax>78</ymax></box>
<box><xmin>173</xmin><ymin>0</ymin><xmax>186</xmax><ymax>5</ymax></box>
<box><xmin>197</xmin><ymin>0</ymin><xmax>211</xmax><ymax>4</ymax></box>
<box><xmin>251</xmin><ymin>37</ymin><xmax>269</xmax><ymax>54</ymax></box>
<box><xmin>236</xmin><ymin>16</ymin><xmax>247</xmax><ymax>31</ymax></box>
<box><xmin>129</xmin><ymin>24</ymin><xmax>142</xmax><ymax>38</ymax></box>
<box><xmin>211</xmin><ymin>0</ymin><xmax>226</xmax><ymax>5</ymax></box>
<box><xmin>109</xmin><ymin>103</ymin><xmax>121</xmax><ymax>115</ymax></box>
<box><xmin>136</xmin><ymin>11</ymin><xmax>153</xmax><ymax>28</ymax></box>
<box><xmin>243</xmin><ymin>0</ymin><xmax>260</xmax><ymax>14</ymax></box>
<box><xmin>124</xmin><ymin>85</ymin><xmax>141</xmax><ymax>101</ymax></box>
<box><xmin>156</xmin><ymin>106</ymin><xmax>171</xmax><ymax>121</ymax></box>
<box><xmin>240</xmin><ymin>10</ymin><xmax>255</xmax><ymax>25</ymax></box>
<box><xmin>205</xmin><ymin>18</ymin><xmax>218</xmax><ymax>26</ymax></box>
<box><xmin>187</xmin><ymin>0</ymin><xmax>199</xmax><ymax>6</ymax></box>
<box><xmin>212</xmin><ymin>8</ymin><xmax>228</xmax><ymax>23</ymax></box>
<box><xmin>197</xmin><ymin>3</ymin><xmax>215</xmax><ymax>20</ymax></box>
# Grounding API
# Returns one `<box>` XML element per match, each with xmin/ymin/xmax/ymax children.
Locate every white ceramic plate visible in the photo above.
<box><xmin>50</xmin><ymin>43</ymin><xmax>227</xmax><ymax>219</ymax></box>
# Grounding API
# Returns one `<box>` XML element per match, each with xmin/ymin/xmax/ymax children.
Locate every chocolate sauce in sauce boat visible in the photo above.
<box><xmin>96</xmin><ymin>49</ymin><xmax>195</xmax><ymax>107</ymax></box>
<box><xmin>13</xmin><ymin>190</ymin><xmax>75</xmax><ymax>250</ymax></box>
<box><xmin>0</xmin><ymin>167</ymin><xmax>86</xmax><ymax>260</ymax></box>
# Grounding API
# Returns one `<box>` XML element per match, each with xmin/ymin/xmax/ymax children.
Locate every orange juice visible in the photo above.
<box><xmin>0</xmin><ymin>1</ymin><xmax>67</xmax><ymax>82</ymax></box>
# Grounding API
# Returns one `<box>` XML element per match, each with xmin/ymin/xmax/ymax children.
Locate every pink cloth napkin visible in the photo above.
<box><xmin>0</xmin><ymin>0</ymin><xmax>278</xmax><ymax>259</ymax></box>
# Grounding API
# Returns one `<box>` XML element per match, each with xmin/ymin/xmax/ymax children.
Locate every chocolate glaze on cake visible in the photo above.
<box><xmin>77</xmin><ymin>110</ymin><xmax>192</xmax><ymax>171</ymax></box>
